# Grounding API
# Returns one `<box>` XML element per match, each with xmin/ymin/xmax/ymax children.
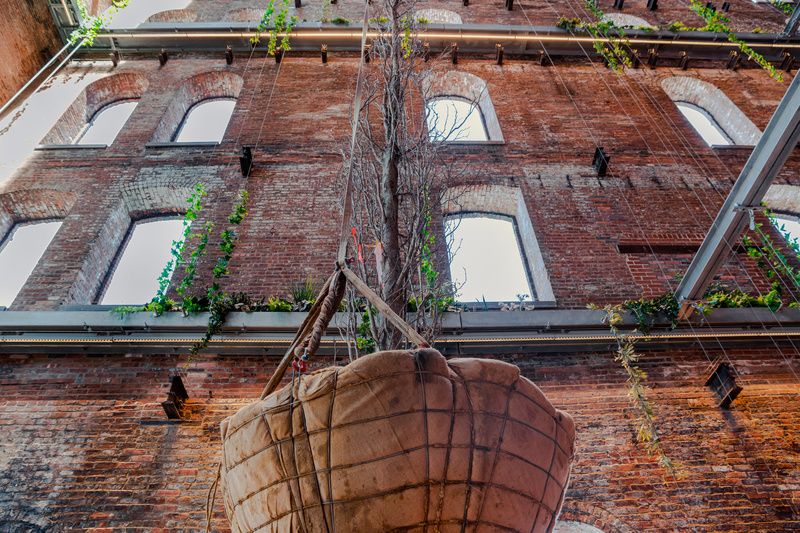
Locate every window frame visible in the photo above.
<box><xmin>94</xmin><ymin>214</ymin><xmax>185</xmax><ymax>305</ymax></box>
<box><xmin>675</xmin><ymin>100</ymin><xmax>734</xmax><ymax>147</ymax></box>
<box><xmin>425</xmin><ymin>95</ymin><xmax>490</xmax><ymax>143</ymax></box>
<box><xmin>171</xmin><ymin>97</ymin><xmax>237</xmax><ymax>143</ymax></box>
<box><xmin>74</xmin><ymin>98</ymin><xmax>140</xmax><ymax>146</ymax></box>
<box><xmin>445</xmin><ymin>211</ymin><xmax>537</xmax><ymax>303</ymax></box>
<box><xmin>0</xmin><ymin>218</ymin><xmax>63</xmax><ymax>307</ymax></box>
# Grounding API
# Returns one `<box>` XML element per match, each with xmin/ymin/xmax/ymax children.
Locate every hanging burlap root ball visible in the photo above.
<box><xmin>219</xmin><ymin>348</ymin><xmax>576</xmax><ymax>532</ymax></box>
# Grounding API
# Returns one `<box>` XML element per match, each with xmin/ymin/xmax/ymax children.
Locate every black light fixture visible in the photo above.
<box><xmin>161</xmin><ymin>375</ymin><xmax>189</xmax><ymax>419</ymax></box>
<box><xmin>495</xmin><ymin>44</ymin><xmax>504</xmax><ymax>65</ymax></box>
<box><xmin>646</xmin><ymin>0</ymin><xmax>658</xmax><ymax>10</ymax></box>
<box><xmin>463</xmin><ymin>0</ymin><xmax>468</xmax><ymax>6</ymax></box>
<box><xmin>721</xmin><ymin>1</ymin><xmax>730</xmax><ymax>12</ymax></box>
<box><xmin>705</xmin><ymin>361</ymin><xmax>742</xmax><ymax>408</ymax></box>
<box><xmin>705</xmin><ymin>2</ymin><xmax>716</xmax><ymax>12</ymax></box>
<box><xmin>240</xmin><ymin>146</ymin><xmax>253</xmax><ymax>177</ymax></box>
<box><xmin>452</xmin><ymin>43</ymin><xmax>458</xmax><ymax>64</ymax></box>
<box><xmin>423</xmin><ymin>42</ymin><xmax>430</xmax><ymax>62</ymax></box>
<box><xmin>505</xmin><ymin>0</ymin><xmax>514</xmax><ymax>10</ymax></box>
<box><xmin>678</xmin><ymin>51</ymin><xmax>689</xmax><ymax>70</ymax></box>
<box><xmin>538</xmin><ymin>50</ymin><xmax>550</xmax><ymax>67</ymax></box>
<box><xmin>592</xmin><ymin>147</ymin><xmax>610</xmax><ymax>177</ymax></box>
<box><xmin>295</xmin><ymin>0</ymin><xmax>301</xmax><ymax>6</ymax></box>
<box><xmin>225</xmin><ymin>45</ymin><xmax>234</xmax><ymax>65</ymax></box>
<box><xmin>158</xmin><ymin>49</ymin><xmax>168</xmax><ymax>66</ymax></box>
<box><xmin>647</xmin><ymin>48</ymin><xmax>658</xmax><ymax>69</ymax></box>
<box><xmin>110</xmin><ymin>49</ymin><xmax>120</xmax><ymax>67</ymax></box>
<box><xmin>726</xmin><ymin>50</ymin><xmax>740</xmax><ymax>71</ymax></box>
<box><xmin>613</xmin><ymin>0</ymin><xmax>624</xmax><ymax>8</ymax></box>
<box><xmin>781</xmin><ymin>51</ymin><xmax>795</xmax><ymax>73</ymax></box>
<box><xmin>321</xmin><ymin>43</ymin><xmax>328</xmax><ymax>63</ymax></box>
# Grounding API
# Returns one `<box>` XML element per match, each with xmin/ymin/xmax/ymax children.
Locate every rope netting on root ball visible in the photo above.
<box><xmin>214</xmin><ymin>267</ymin><xmax>576</xmax><ymax>532</ymax></box>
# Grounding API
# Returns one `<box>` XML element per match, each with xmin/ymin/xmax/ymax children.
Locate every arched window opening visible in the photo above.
<box><xmin>426</xmin><ymin>97</ymin><xmax>488</xmax><ymax>142</ymax></box>
<box><xmin>99</xmin><ymin>218</ymin><xmax>185</xmax><ymax>304</ymax></box>
<box><xmin>0</xmin><ymin>220</ymin><xmax>62</xmax><ymax>307</ymax></box>
<box><xmin>446</xmin><ymin>214</ymin><xmax>532</xmax><ymax>302</ymax></box>
<box><xmin>602</xmin><ymin>13</ymin><xmax>654</xmax><ymax>28</ymax></box>
<box><xmin>76</xmin><ymin>100</ymin><xmax>138</xmax><ymax>145</ymax></box>
<box><xmin>423</xmin><ymin>71</ymin><xmax>503</xmax><ymax>142</ymax></box>
<box><xmin>173</xmin><ymin>99</ymin><xmax>236</xmax><ymax>143</ymax></box>
<box><xmin>554</xmin><ymin>521</ymin><xmax>607</xmax><ymax>533</ymax></box>
<box><xmin>661</xmin><ymin>76</ymin><xmax>761</xmax><ymax>146</ymax></box>
<box><xmin>675</xmin><ymin>101</ymin><xmax>733</xmax><ymax>147</ymax></box>
<box><xmin>107</xmin><ymin>0</ymin><xmax>191</xmax><ymax>28</ymax></box>
<box><xmin>415</xmin><ymin>8</ymin><xmax>463</xmax><ymax>24</ymax></box>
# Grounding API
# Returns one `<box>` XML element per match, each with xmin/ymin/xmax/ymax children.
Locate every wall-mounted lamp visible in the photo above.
<box><xmin>161</xmin><ymin>375</ymin><xmax>189</xmax><ymax>419</ymax></box>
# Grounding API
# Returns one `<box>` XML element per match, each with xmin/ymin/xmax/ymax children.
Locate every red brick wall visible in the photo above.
<box><xmin>0</xmin><ymin>346</ymin><xmax>797</xmax><ymax>530</ymax></box>
<box><xmin>0</xmin><ymin>0</ymin><xmax>61</xmax><ymax>107</ymax></box>
<box><xmin>4</xmin><ymin>58</ymin><xmax>797</xmax><ymax>309</ymax></box>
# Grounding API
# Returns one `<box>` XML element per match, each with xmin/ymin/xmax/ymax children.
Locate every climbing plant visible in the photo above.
<box><xmin>556</xmin><ymin>3</ymin><xmax>633</xmax><ymax>72</ymax></box>
<box><xmin>771</xmin><ymin>1</ymin><xmax>795</xmax><ymax>16</ymax></box>
<box><xmin>589</xmin><ymin>303</ymin><xmax>676</xmax><ymax>472</ymax></box>
<box><xmin>70</xmin><ymin>0</ymin><xmax>130</xmax><ymax>45</ymax></box>
<box><xmin>251</xmin><ymin>0</ymin><xmax>298</xmax><ymax>56</ymax></box>
<box><xmin>689</xmin><ymin>0</ymin><xmax>783</xmax><ymax>81</ymax></box>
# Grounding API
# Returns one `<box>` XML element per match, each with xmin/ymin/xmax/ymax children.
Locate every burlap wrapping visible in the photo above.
<box><xmin>220</xmin><ymin>348</ymin><xmax>575</xmax><ymax>532</ymax></box>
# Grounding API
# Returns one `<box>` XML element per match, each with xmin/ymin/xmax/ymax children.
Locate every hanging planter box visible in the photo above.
<box><xmin>219</xmin><ymin>348</ymin><xmax>575</xmax><ymax>532</ymax></box>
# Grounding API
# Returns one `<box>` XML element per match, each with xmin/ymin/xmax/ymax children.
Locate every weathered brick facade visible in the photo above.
<box><xmin>1</xmin><ymin>0</ymin><xmax>800</xmax><ymax>530</ymax></box>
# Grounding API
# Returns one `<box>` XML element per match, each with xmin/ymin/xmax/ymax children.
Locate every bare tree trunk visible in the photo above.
<box><xmin>377</xmin><ymin>3</ymin><xmax>405</xmax><ymax>349</ymax></box>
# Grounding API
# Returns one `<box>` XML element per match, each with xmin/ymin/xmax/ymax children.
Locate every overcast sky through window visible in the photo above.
<box><xmin>0</xmin><ymin>221</ymin><xmax>62</xmax><ymax>307</ymax></box>
<box><xmin>773</xmin><ymin>216</ymin><xmax>800</xmax><ymax>248</ymax></box>
<box><xmin>676</xmin><ymin>102</ymin><xmax>731</xmax><ymax>146</ymax></box>
<box><xmin>77</xmin><ymin>101</ymin><xmax>138</xmax><ymax>145</ymax></box>
<box><xmin>174</xmin><ymin>99</ymin><xmax>236</xmax><ymax>143</ymax></box>
<box><xmin>426</xmin><ymin>98</ymin><xmax>488</xmax><ymax>142</ymax></box>
<box><xmin>446</xmin><ymin>216</ymin><xmax>531</xmax><ymax>302</ymax></box>
<box><xmin>100</xmin><ymin>219</ymin><xmax>185</xmax><ymax>304</ymax></box>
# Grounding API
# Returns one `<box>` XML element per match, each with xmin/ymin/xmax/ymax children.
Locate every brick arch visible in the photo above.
<box><xmin>557</xmin><ymin>503</ymin><xmax>634</xmax><ymax>533</ymax></box>
<box><xmin>146</xmin><ymin>8</ymin><xmax>198</xmax><ymax>22</ymax></box>
<box><xmin>0</xmin><ymin>188</ymin><xmax>76</xmax><ymax>239</ymax></box>
<box><xmin>40</xmin><ymin>71</ymin><xmax>149</xmax><ymax>145</ymax></box>
<box><xmin>764</xmin><ymin>184</ymin><xmax>800</xmax><ymax>216</ymax></box>
<box><xmin>224</xmin><ymin>7</ymin><xmax>265</xmax><ymax>22</ymax></box>
<box><xmin>151</xmin><ymin>70</ymin><xmax>244</xmax><ymax>143</ymax></box>
<box><xmin>603</xmin><ymin>13</ymin><xmax>654</xmax><ymax>28</ymax></box>
<box><xmin>415</xmin><ymin>8</ymin><xmax>462</xmax><ymax>24</ymax></box>
<box><xmin>661</xmin><ymin>76</ymin><xmax>762</xmax><ymax>145</ymax></box>
<box><xmin>423</xmin><ymin>70</ymin><xmax>503</xmax><ymax>142</ymax></box>
<box><xmin>442</xmin><ymin>183</ymin><xmax>554</xmax><ymax>301</ymax></box>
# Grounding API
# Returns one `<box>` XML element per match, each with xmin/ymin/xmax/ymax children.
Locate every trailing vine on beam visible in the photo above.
<box><xmin>557</xmin><ymin>1</ymin><xmax>633</xmax><ymax>72</ymax></box>
<box><xmin>70</xmin><ymin>0</ymin><xmax>130</xmax><ymax>45</ymax></box>
<box><xmin>588</xmin><ymin>302</ymin><xmax>677</xmax><ymax>472</ymax></box>
<box><xmin>689</xmin><ymin>0</ymin><xmax>783</xmax><ymax>81</ymax></box>
<box><xmin>251</xmin><ymin>0</ymin><xmax>298</xmax><ymax>56</ymax></box>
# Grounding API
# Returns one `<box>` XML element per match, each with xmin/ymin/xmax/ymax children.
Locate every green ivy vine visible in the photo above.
<box><xmin>557</xmin><ymin>3</ymin><xmax>633</xmax><ymax>72</ymax></box>
<box><xmin>70</xmin><ymin>0</ymin><xmax>130</xmax><ymax>45</ymax></box>
<box><xmin>771</xmin><ymin>1</ymin><xmax>795</xmax><ymax>16</ymax></box>
<box><xmin>251</xmin><ymin>0</ymin><xmax>298</xmax><ymax>56</ymax></box>
<box><xmin>689</xmin><ymin>0</ymin><xmax>783</xmax><ymax>81</ymax></box>
<box><xmin>589</xmin><ymin>303</ymin><xmax>676</xmax><ymax>472</ymax></box>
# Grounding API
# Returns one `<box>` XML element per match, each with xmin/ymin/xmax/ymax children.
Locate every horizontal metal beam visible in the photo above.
<box><xmin>676</xmin><ymin>71</ymin><xmax>800</xmax><ymax>308</ymax></box>
<box><xmin>2</xmin><ymin>308</ymin><xmax>800</xmax><ymax>355</ymax></box>
<box><xmin>70</xmin><ymin>23</ymin><xmax>800</xmax><ymax>63</ymax></box>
